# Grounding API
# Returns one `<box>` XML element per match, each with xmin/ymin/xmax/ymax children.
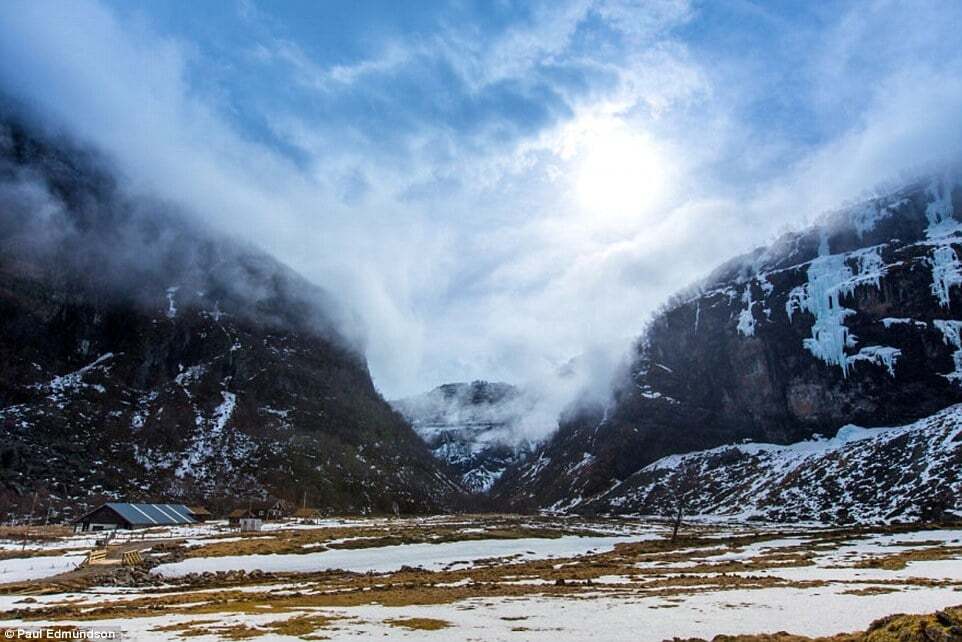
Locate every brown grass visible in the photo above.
<box><xmin>0</xmin><ymin>526</ymin><xmax>72</xmax><ymax>541</ymax></box>
<box><xmin>264</xmin><ymin>614</ymin><xmax>340</xmax><ymax>636</ymax></box>
<box><xmin>839</xmin><ymin>586</ymin><xmax>901</xmax><ymax>596</ymax></box>
<box><xmin>0</xmin><ymin>548</ymin><xmax>70</xmax><ymax>562</ymax></box>
<box><xmin>853</xmin><ymin>545</ymin><xmax>962</xmax><ymax>571</ymax></box>
<box><xmin>151</xmin><ymin>614</ymin><xmax>338</xmax><ymax>640</ymax></box>
<box><xmin>151</xmin><ymin>619</ymin><xmax>221</xmax><ymax>638</ymax></box>
<box><xmin>184</xmin><ymin>520</ymin><xmax>597</xmax><ymax>559</ymax></box>
<box><xmin>384</xmin><ymin>617</ymin><xmax>452</xmax><ymax>631</ymax></box>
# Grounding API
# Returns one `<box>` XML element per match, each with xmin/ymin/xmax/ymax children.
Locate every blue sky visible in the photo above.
<box><xmin>1</xmin><ymin>0</ymin><xmax>961</xmax><ymax>432</ymax></box>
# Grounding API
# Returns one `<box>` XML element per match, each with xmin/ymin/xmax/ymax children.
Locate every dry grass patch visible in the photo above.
<box><xmin>853</xmin><ymin>545</ymin><xmax>962</xmax><ymax>571</ymax></box>
<box><xmin>152</xmin><ymin>614</ymin><xmax>339</xmax><ymax>640</ymax></box>
<box><xmin>0</xmin><ymin>548</ymin><xmax>71</xmax><ymax>562</ymax></box>
<box><xmin>384</xmin><ymin>617</ymin><xmax>452</xmax><ymax>631</ymax></box>
<box><xmin>186</xmin><ymin>517</ymin><xmax>592</xmax><ymax>558</ymax></box>
<box><xmin>0</xmin><ymin>526</ymin><xmax>72</xmax><ymax>541</ymax></box>
<box><xmin>839</xmin><ymin>586</ymin><xmax>901</xmax><ymax>596</ymax></box>
<box><xmin>151</xmin><ymin>620</ymin><xmax>221</xmax><ymax>638</ymax></box>
<box><xmin>328</xmin><ymin>524</ymin><xmax>594</xmax><ymax>550</ymax></box>
<box><xmin>184</xmin><ymin>528</ymin><xmax>374</xmax><ymax>558</ymax></box>
<box><xmin>264</xmin><ymin>614</ymin><xmax>340</xmax><ymax>637</ymax></box>
<box><xmin>208</xmin><ymin>624</ymin><xmax>263</xmax><ymax>640</ymax></box>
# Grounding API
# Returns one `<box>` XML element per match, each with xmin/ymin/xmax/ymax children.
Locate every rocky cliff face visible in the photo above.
<box><xmin>493</xmin><ymin>174</ymin><xmax>962</xmax><ymax>516</ymax></box>
<box><xmin>392</xmin><ymin>381</ymin><xmax>533</xmax><ymax>493</ymax></box>
<box><xmin>0</xmin><ymin>118</ymin><xmax>464</xmax><ymax>520</ymax></box>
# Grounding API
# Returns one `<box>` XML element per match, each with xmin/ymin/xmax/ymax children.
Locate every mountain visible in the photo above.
<box><xmin>0</xmin><ymin>117</ymin><xmax>464</xmax><ymax>520</ymax></box>
<box><xmin>586</xmin><ymin>403</ymin><xmax>962</xmax><ymax>523</ymax></box>
<box><xmin>493</xmin><ymin>173</ymin><xmax>962</xmax><ymax>518</ymax></box>
<box><xmin>391</xmin><ymin>381</ymin><xmax>534</xmax><ymax>493</ymax></box>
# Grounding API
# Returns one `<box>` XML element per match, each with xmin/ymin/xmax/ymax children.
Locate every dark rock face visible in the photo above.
<box><xmin>0</xmin><ymin>119</ymin><xmax>463</xmax><ymax>520</ymax></box>
<box><xmin>392</xmin><ymin>381</ymin><xmax>533</xmax><ymax>493</ymax></box>
<box><xmin>494</xmin><ymin>175</ymin><xmax>962</xmax><ymax>514</ymax></box>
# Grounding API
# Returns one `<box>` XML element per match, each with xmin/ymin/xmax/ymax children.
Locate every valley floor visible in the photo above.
<box><xmin>0</xmin><ymin>515</ymin><xmax>961</xmax><ymax>641</ymax></box>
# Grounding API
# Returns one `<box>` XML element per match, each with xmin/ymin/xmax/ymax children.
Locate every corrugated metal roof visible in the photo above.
<box><xmin>104</xmin><ymin>503</ymin><xmax>196</xmax><ymax>526</ymax></box>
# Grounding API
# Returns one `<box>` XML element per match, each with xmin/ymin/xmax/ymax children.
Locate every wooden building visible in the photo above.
<box><xmin>72</xmin><ymin>503</ymin><xmax>195</xmax><ymax>532</ymax></box>
<box><xmin>293</xmin><ymin>507</ymin><xmax>322</xmax><ymax>524</ymax></box>
<box><xmin>227</xmin><ymin>507</ymin><xmax>257</xmax><ymax>527</ymax></box>
<box><xmin>186</xmin><ymin>506</ymin><xmax>213</xmax><ymax>522</ymax></box>
<box><xmin>227</xmin><ymin>500</ymin><xmax>292</xmax><ymax>526</ymax></box>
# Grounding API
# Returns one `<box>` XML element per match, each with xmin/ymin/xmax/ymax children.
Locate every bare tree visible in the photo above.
<box><xmin>664</xmin><ymin>464</ymin><xmax>701</xmax><ymax>542</ymax></box>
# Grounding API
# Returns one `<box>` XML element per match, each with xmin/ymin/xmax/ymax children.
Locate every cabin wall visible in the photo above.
<box><xmin>75</xmin><ymin>506</ymin><xmax>130</xmax><ymax>532</ymax></box>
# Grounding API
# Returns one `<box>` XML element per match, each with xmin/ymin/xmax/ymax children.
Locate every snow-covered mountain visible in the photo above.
<box><xmin>0</xmin><ymin>117</ymin><xmax>465</xmax><ymax>520</ymax></box>
<box><xmin>584</xmin><ymin>403</ymin><xmax>962</xmax><ymax>523</ymax></box>
<box><xmin>493</xmin><ymin>173</ymin><xmax>962</xmax><ymax>518</ymax></box>
<box><xmin>392</xmin><ymin>381</ymin><xmax>535</xmax><ymax>493</ymax></box>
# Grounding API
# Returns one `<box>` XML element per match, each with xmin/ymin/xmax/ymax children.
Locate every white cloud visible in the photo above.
<box><xmin>1</xmin><ymin>0</ymin><xmax>961</xmax><ymax>445</ymax></box>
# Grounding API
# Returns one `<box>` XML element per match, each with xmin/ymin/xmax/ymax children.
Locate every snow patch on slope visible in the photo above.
<box><xmin>33</xmin><ymin>353</ymin><xmax>115</xmax><ymax>399</ymax></box>
<box><xmin>602</xmin><ymin>404</ymin><xmax>962</xmax><ymax>523</ymax></box>
<box><xmin>165</xmin><ymin>286</ymin><xmax>179</xmax><ymax>319</ymax></box>
<box><xmin>850</xmin><ymin>201</ymin><xmax>893</xmax><ymax>238</ymax></box>
<box><xmin>175</xmin><ymin>389</ymin><xmax>237</xmax><ymax>479</ymax></box>
<box><xmin>648</xmin><ymin>422</ymin><xmax>885</xmax><ymax>473</ymax></box>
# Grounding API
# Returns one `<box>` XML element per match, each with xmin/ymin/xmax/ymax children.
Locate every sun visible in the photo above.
<box><xmin>572</xmin><ymin>120</ymin><xmax>668</xmax><ymax>223</ymax></box>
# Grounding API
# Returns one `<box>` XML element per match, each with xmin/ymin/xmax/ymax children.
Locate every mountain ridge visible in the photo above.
<box><xmin>0</xmin><ymin>116</ymin><xmax>466</xmax><ymax>520</ymax></box>
<box><xmin>391</xmin><ymin>381</ymin><xmax>534</xmax><ymax>493</ymax></box>
<box><xmin>491</xmin><ymin>172</ymin><xmax>962</xmax><ymax>517</ymax></box>
<box><xmin>582</xmin><ymin>403</ymin><xmax>962</xmax><ymax>523</ymax></box>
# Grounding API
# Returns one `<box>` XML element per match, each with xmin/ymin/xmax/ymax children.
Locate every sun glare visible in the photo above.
<box><xmin>573</xmin><ymin>122</ymin><xmax>667</xmax><ymax>223</ymax></box>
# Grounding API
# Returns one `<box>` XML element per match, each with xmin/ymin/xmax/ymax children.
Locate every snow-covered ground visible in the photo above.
<box><xmin>5</xmin><ymin>582</ymin><xmax>962</xmax><ymax>642</ymax></box>
<box><xmin>3</xmin><ymin>518</ymin><xmax>962</xmax><ymax>641</ymax></box>
<box><xmin>317</xmin><ymin>585</ymin><xmax>962</xmax><ymax>642</ymax></box>
<box><xmin>0</xmin><ymin>553</ymin><xmax>84</xmax><ymax>583</ymax></box>
<box><xmin>153</xmin><ymin>532</ymin><xmax>660</xmax><ymax>576</ymax></box>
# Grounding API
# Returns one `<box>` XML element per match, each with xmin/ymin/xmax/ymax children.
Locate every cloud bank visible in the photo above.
<box><xmin>0</xmin><ymin>0</ymin><xmax>961</xmax><ymax>441</ymax></box>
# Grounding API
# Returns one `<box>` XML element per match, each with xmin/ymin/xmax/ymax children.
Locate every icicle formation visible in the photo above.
<box><xmin>736</xmin><ymin>285</ymin><xmax>756</xmax><ymax>337</ymax></box>
<box><xmin>846</xmin><ymin>345</ymin><xmax>901</xmax><ymax>377</ymax></box>
<box><xmin>934</xmin><ymin>320</ymin><xmax>962</xmax><ymax>382</ymax></box>
<box><xmin>786</xmin><ymin>233</ymin><xmax>894</xmax><ymax>377</ymax></box>
<box><xmin>925</xmin><ymin>175</ymin><xmax>962</xmax><ymax>307</ymax></box>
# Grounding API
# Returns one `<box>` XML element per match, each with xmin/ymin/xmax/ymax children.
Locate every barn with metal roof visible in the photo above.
<box><xmin>72</xmin><ymin>503</ymin><xmax>196</xmax><ymax>532</ymax></box>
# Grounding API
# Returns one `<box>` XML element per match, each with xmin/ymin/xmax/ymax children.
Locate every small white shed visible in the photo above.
<box><xmin>239</xmin><ymin>517</ymin><xmax>263</xmax><ymax>532</ymax></box>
